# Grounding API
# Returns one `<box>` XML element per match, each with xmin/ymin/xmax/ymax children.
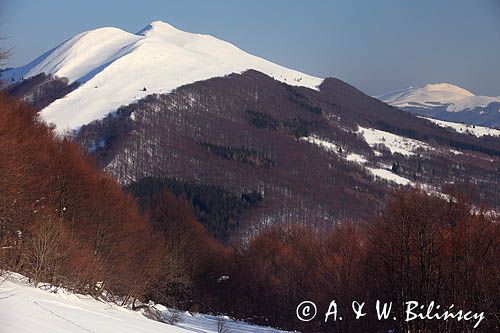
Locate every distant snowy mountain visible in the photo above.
<box><xmin>378</xmin><ymin>83</ymin><xmax>500</xmax><ymax>127</ymax></box>
<box><xmin>378</xmin><ymin>83</ymin><xmax>495</xmax><ymax>112</ymax></box>
<box><xmin>1</xmin><ymin>21</ymin><xmax>322</xmax><ymax>133</ymax></box>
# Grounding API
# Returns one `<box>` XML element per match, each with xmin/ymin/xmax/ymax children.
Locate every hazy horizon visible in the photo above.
<box><xmin>2</xmin><ymin>0</ymin><xmax>499</xmax><ymax>96</ymax></box>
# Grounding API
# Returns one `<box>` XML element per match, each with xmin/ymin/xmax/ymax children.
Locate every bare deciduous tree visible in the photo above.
<box><xmin>217</xmin><ymin>317</ymin><xmax>230</xmax><ymax>333</ymax></box>
<box><xmin>24</xmin><ymin>216</ymin><xmax>64</xmax><ymax>287</ymax></box>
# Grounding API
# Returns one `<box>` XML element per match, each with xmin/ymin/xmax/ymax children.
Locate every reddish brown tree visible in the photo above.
<box><xmin>0</xmin><ymin>93</ymin><xmax>163</xmax><ymax>301</ymax></box>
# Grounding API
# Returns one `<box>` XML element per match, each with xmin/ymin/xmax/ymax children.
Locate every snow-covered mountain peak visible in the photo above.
<box><xmin>423</xmin><ymin>83</ymin><xmax>475</xmax><ymax>96</ymax></box>
<box><xmin>136</xmin><ymin>20</ymin><xmax>183</xmax><ymax>36</ymax></box>
<box><xmin>2</xmin><ymin>21</ymin><xmax>323</xmax><ymax>133</ymax></box>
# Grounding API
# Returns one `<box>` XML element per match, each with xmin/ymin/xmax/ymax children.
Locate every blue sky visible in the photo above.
<box><xmin>2</xmin><ymin>0</ymin><xmax>499</xmax><ymax>96</ymax></box>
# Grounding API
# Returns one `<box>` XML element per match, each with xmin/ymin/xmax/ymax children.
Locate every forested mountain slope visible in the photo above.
<box><xmin>71</xmin><ymin>71</ymin><xmax>500</xmax><ymax>239</ymax></box>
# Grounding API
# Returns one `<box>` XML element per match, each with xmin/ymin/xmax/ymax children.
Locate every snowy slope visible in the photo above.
<box><xmin>356</xmin><ymin>126</ymin><xmax>433</xmax><ymax>156</ymax></box>
<box><xmin>0</xmin><ymin>273</ymin><xmax>289</xmax><ymax>333</ymax></box>
<box><xmin>301</xmin><ymin>134</ymin><xmax>414</xmax><ymax>186</ymax></box>
<box><xmin>378</xmin><ymin>83</ymin><xmax>500</xmax><ymax>112</ymax></box>
<box><xmin>2</xmin><ymin>21</ymin><xmax>323</xmax><ymax>133</ymax></box>
<box><xmin>420</xmin><ymin>116</ymin><xmax>500</xmax><ymax>138</ymax></box>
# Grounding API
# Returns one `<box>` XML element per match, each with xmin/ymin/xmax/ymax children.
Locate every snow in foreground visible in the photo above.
<box><xmin>0</xmin><ymin>273</ymin><xmax>290</xmax><ymax>333</ymax></box>
<box><xmin>2</xmin><ymin>21</ymin><xmax>322</xmax><ymax>133</ymax></box>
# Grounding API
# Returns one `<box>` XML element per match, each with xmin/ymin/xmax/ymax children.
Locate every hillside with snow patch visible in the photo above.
<box><xmin>1</xmin><ymin>21</ymin><xmax>322</xmax><ymax>133</ymax></box>
<box><xmin>419</xmin><ymin>116</ymin><xmax>500</xmax><ymax>138</ymax></box>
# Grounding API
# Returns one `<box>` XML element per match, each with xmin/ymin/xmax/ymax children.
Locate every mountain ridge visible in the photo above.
<box><xmin>1</xmin><ymin>21</ymin><xmax>323</xmax><ymax>133</ymax></box>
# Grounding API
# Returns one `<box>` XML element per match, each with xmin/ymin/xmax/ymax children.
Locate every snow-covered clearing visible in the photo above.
<box><xmin>421</xmin><ymin>117</ymin><xmax>500</xmax><ymax>138</ymax></box>
<box><xmin>345</xmin><ymin>153</ymin><xmax>368</xmax><ymax>164</ymax></box>
<box><xmin>0</xmin><ymin>273</ymin><xmax>289</xmax><ymax>333</ymax></box>
<box><xmin>301</xmin><ymin>134</ymin><xmax>413</xmax><ymax>186</ymax></box>
<box><xmin>366</xmin><ymin>167</ymin><xmax>413</xmax><ymax>186</ymax></box>
<box><xmin>300</xmin><ymin>135</ymin><xmax>340</xmax><ymax>152</ymax></box>
<box><xmin>356</xmin><ymin>126</ymin><xmax>432</xmax><ymax>156</ymax></box>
